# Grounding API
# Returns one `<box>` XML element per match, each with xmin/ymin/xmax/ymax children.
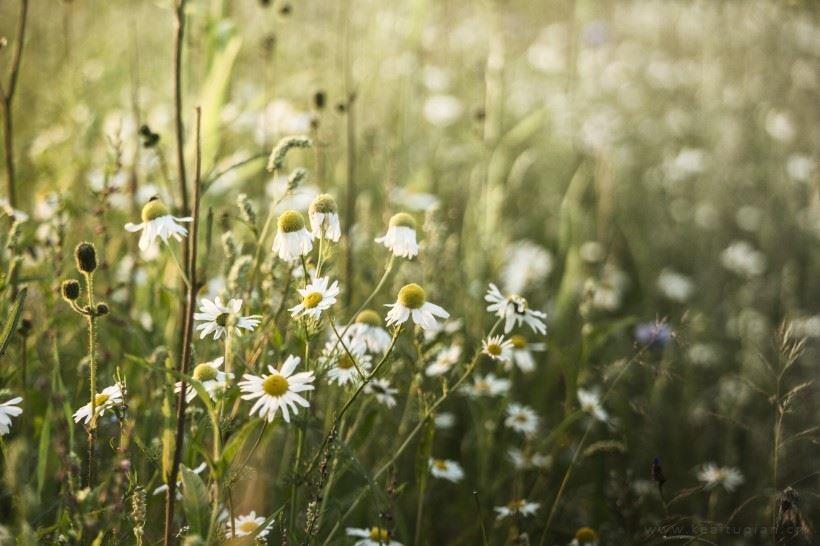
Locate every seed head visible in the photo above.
<box><xmin>96</xmin><ymin>302</ymin><xmax>110</xmax><ymax>316</ymax></box>
<box><xmin>309</xmin><ymin>193</ymin><xmax>337</xmax><ymax>215</ymax></box>
<box><xmin>397</xmin><ymin>283</ymin><xmax>426</xmax><ymax>309</ymax></box>
<box><xmin>193</xmin><ymin>363</ymin><xmax>218</xmax><ymax>382</ymax></box>
<box><xmin>61</xmin><ymin>279</ymin><xmax>81</xmax><ymax>301</ymax></box>
<box><xmin>74</xmin><ymin>242</ymin><xmax>97</xmax><ymax>273</ymax></box>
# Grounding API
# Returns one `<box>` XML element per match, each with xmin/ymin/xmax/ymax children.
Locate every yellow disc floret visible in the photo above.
<box><xmin>94</xmin><ymin>393</ymin><xmax>110</xmax><ymax>406</ymax></box>
<box><xmin>141</xmin><ymin>198</ymin><xmax>169</xmax><ymax>222</ymax></box>
<box><xmin>369</xmin><ymin>527</ymin><xmax>390</xmax><ymax>541</ymax></box>
<box><xmin>487</xmin><ymin>343</ymin><xmax>502</xmax><ymax>356</ymax></box>
<box><xmin>193</xmin><ymin>363</ymin><xmax>218</xmax><ymax>381</ymax></box>
<box><xmin>238</xmin><ymin>520</ymin><xmax>259</xmax><ymax>534</ymax></box>
<box><xmin>511</xmin><ymin>335</ymin><xmax>527</xmax><ymax>349</ymax></box>
<box><xmin>277</xmin><ymin>210</ymin><xmax>306</xmax><ymax>233</ymax></box>
<box><xmin>574</xmin><ymin>527</ymin><xmax>599</xmax><ymax>542</ymax></box>
<box><xmin>338</xmin><ymin>354</ymin><xmax>355</xmax><ymax>369</ymax></box>
<box><xmin>262</xmin><ymin>374</ymin><xmax>289</xmax><ymax>396</ymax></box>
<box><xmin>309</xmin><ymin>193</ymin><xmax>337</xmax><ymax>214</ymax></box>
<box><xmin>397</xmin><ymin>283</ymin><xmax>426</xmax><ymax>309</ymax></box>
<box><xmin>388</xmin><ymin>212</ymin><xmax>416</xmax><ymax>229</ymax></box>
<box><xmin>302</xmin><ymin>292</ymin><xmax>323</xmax><ymax>309</ymax></box>
<box><xmin>355</xmin><ymin>309</ymin><xmax>382</xmax><ymax>326</ymax></box>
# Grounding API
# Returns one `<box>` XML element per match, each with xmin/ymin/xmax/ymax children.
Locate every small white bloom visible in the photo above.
<box><xmin>308</xmin><ymin>193</ymin><xmax>341</xmax><ymax>241</ymax></box>
<box><xmin>423</xmin><ymin>94</ymin><xmax>463</xmax><ymax>127</ymax></box>
<box><xmin>272</xmin><ymin>210</ymin><xmax>313</xmax><ymax>262</ymax></box>
<box><xmin>697</xmin><ymin>463</ymin><xmax>744</xmax><ymax>492</ymax></box>
<box><xmin>124</xmin><ymin>198</ymin><xmax>192</xmax><ymax>251</ymax></box>
<box><xmin>375</xmin><ymin>212</ymin><xmax>419</xmax><ymax>259</ymax></box>
<box><xmin>577</xmin><ymin>388</ymin><xmax>609</xmax><ymax>423</ymax></box>
<box><xmin>238</xmin><ymin>356</ymin><xmax>315</xmax><ymax>423</ymax></box>
<box><xmin>485</xmin><ymin>283</ymin><xmax>547</xmax><ymax>335</ymax></box>
<box><xmin>324</xmin><ymin>338</ymin><xmax>372</xmax><ymax>386</ymax></box>
<box><xmin>481</xmin><ymin>335</ymin><xmax>513</xmax><ymax>363</ymax></box>
<box><xmin>346</xmin><ymin>526</ymin><xmax>402</xmax><ymax>546</ymax></box>
<box><xmin>494</xmin><ymin>499</ymin><xmax>540</xmax><ymax>520</ymax></box>
<box><xmin>347</xmin><ymin>310</ymin><xmax>393</xmax><ymax>354</ymax></box>
<box><xmin>422</xmin><ymin>317</ymin><xmax>463</xmax><ymax>342</ymax></box>
<box><xmin>657</xmin><ymin>269</ymin><xmax>694</xmax><ymax>303</ymax></box>
<box><xmin>152</xmin><ymin>462</ymin><xmax>208</xmax><ymax>497</ymax></box>
<box><xmin>289</xmin><ymin>276</ymin><xmax>340</xmax><ymax>320</ymax></box>
<box><xmin>425</xmin><ymin>344</ymin><xmax>462</xmax><ymax>377</ymax></box>
<box><xmin>73</xmin><ymin>384</ymin><xmax>124</xmax><ymax>424</ymax></box>
<box><xmin>385</xmin><ymin>283</ymin><xmax>449</xmax><ymax>331</ymax></box>
<box><xmin>504</xmin><ymin>403</ymin><xmax>540</xmax><ymax>436</ymax></box>
<box><xmin>429</xmin><ymin>458</ymin><xmax>464</xmax><ymax>482</ymax></box>
<box><xmin>228</xmin><ymin>510</ymin><xmax>271</xmax><ymax>539</ymax></box>
<box><xmin>194</xmin><ymin>297</ymin><xmax>261</xmax><ymax>340</ymax></box>
<box><xmin>175</xmin><ymin>357</ymin><xmax>233</xmax><ymax>403</ymax></box>
<box><xmin>364</xmin><ymin>378</ymin><xmax>398</xmax><ymax>408</ymax></box>
<box><xmin>507</xmin><ymin>335</ymin><xmax>546</xmax><ymax>373</ymax></box>
<box><xmin>434</xmin><ymin>412</ymin><xmax>456</xmax><ymax>429</ymax></box>
<box><xmin>502</xmin><ymin>240</ymin><xmax>553</xmax><ymax>294</ymax></box>
<box><xmin>463</xmin><ymin>373</ymin><xmax>510</xmax><ymax>399</ymax></box>
<box><xmin>508</xmin><ymin>448</ymin><xmax>552</xmax><ymax>471</ymax></box>
<box><xmin>0</xmin><ymin>396</ymin><xmax>23</xmax><ymax>436</ymax></box>
<box><xmin>721</xmin><ymin>241</ymin><xmax>766</xmax><ymax>277</ymax></box>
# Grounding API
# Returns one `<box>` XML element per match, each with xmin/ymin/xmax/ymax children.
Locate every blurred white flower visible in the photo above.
<box><xmin>697</xmin><ymin>463</ymin><xmax>744</xmax><ymax>492</ymax></box>
<box><xmin>504</xmin><ymin>403</ymin><xmax>540</xmax><ymax>436</ymax></box>
<box><xmin>324</xmin><ymin>338</ymin><xmax>372</xmax><ymax>386</ymax></box>
<box><xmin>434</xmin><ymin>412</ymin><xmax>456</xmax><ymax>429</ymax></box>
<box><xmin>494</xmin><ymin>499</ymin><xmax>540</xmax><ymax>520</ymax></box>
<box><xmin>423</xmin><ymin>94</ymin><xmax>463</xmax><ymax>127</ymax></box>
<box><xmin>720</xmin><ymin>241</ymin><xmax>766</xmax><ymax>277</ymax></box>
<box><xmin>481</xmin><ymin>335</ymin><xmax>513</xmax><ymax>363</ymax></box>
<box><xmin>786</xmin><ymin>154</ymin><xmax>814</xmax><ymax>182</ymax></box>
<box><xmin>463</xmin><ymin>373</ymin><xmax>510</xmax><ymax>399</ymax></box>
<box><xmin>346</xmin><ymin>527</ymin><xmax>401</xmax><ymax>546</ymax></box>
<box><xmin>577</xmin><ymin>388</ymin><xmax>609</xmax><ymax>422</ymax></box>
<box><xmin>0</xmin><ymin>397</ymin><xmax>23</xmax><ymax>436</ymax></box>
<box><xmin>375</xmin><ymin>213</ymin><xmax>420</xmax><ymax>259</ymax></box>
<box><xmin>765</xmin><ymin>110</ymin><xmax>795</xmax><ymax>143</ymax></box>
<box><xmin>507</xmin><ymin>335</ymin><xmax>546</xmax><ymax>373</ymax></box>
<box><xmin>485</xmin><ymin>284</ymin><xmax>547</xmax><ymax>335</ymax></box>
<box><xmin>227</xmin><ymin>511</ymin><xmax>271</xmax><ymax>539</ymax></box>
<box><xmin>429</xmin><ymin>458</ymin><xmax>464</xmax><ymax>482</ymax></box>
<box><xmin>426</xmin><ymin>344</ymin><xmax>462</xmax><ymax>377</ymax></box>
<box><xmin>502</xmin><ymin>240</ymin><xmax>553</xmax><ymax>294</ymax></box>
<box><xmin>508</xmin><ymin>448</ymin><xmax>551</xmax><ymax>471</ymax></box>
<box><xmin>73</xmin><ymin>384</ymin><xmax>124</xmax><ymax>424</ymax></box>
<box><xmin>657</xmin><ymin>269</ymin><xmax>694</xmax><ymax>303</ymax></box>
<box><xmin>194</xmin><ymin>297</ymin><xmax>261</xmax><ymax>340</ymax></box>
<box><xmin>364</xmin><ymin>378</ymin><xmax>399</xmax><ymax>408</ymax></box>
<box><xmin>175</xmin><ymin>357</ymin><xmax>233</xmax><ymax>403</ymax></box>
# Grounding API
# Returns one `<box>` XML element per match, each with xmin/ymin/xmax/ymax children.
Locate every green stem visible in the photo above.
<box><xmin>84</xmin><ymin>271</ymin><xmax>97</xmax><ymax>487</ymax></box>
<box><xmin>167</xmin><ymin>242</ymin><xmax>190</xmax><ymax>288</ymax></box>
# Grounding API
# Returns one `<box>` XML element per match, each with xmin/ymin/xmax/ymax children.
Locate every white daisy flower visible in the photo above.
<box><xmin>174</xmin><ymin>357</ymin><xmax>233</xmax><ymax>403</ymax></box>
<box><xmin>364</xmin><ymin>378</ymin><xmax>398</xmax><ymax>408</ymax></box>
<box><xmin>494</xmin><ymin>499</ymin><xmax>541</xmax><ymax>520</ymax></box>
<box><xmin>375</xmin><ymin>212</ymin><xmax>419</xmax><ymax>259</ymax></box>
<box><xmin>347</xmin><ymin>310</ymin><xmax>393</xmax><ymax>354</ymax></box>
<box><xmin>289</xmin><ymin>276</ymin><xmax>340</xmax><ymax>320</ymax></box>
<box><xmin>238</xmin><ymin>356</ymin><xmax>315</xmax><ymax>423</ymax></box>
<box><xmin>385</xmin><ymin>283</ymin><xmax>449</xmax><ymax>331</ymax></box>
<box><xmin>0</xmin><ymin>397</ymin><xmax>23</xmax><ymax>436</ymax></box>
<box><xmin>124</xmin><ymin>198</ymin><xmax>192</xmax><ymax>251</ymax></box>
<box><xmin>194</xmin><ymin>297</ymin><xmax>261</xmax><ymax>340</ymax></box>
<box><xmin>346</xmin><ymin>527</ymin><xmax>402</xmax><ymax>546</ymax></box>
<box><xmin>504</xmin><ymin>403</ymin><xmax>540</xmax><ymax>436</ymax></box>
<box><xmin>152</xmin><ymin>462</ymin><xmax>208</xmax><ymax>497</ymax></box>
<box><xmin>429</xmin><ymin>458</ymin><xmax>464</xmax><ymax>482</ymax></box>
<box><xmin>272</xmin><ymin>210</ymin><xmax>313</xmax><ymax>262</ymax></box>
<box><xmin>508</xmin><ymin>448</ymin><xmax>552</xmax><ymax>471</ymax></box>
<box><xmin>577</xmin><ymin>388</ymin><xmax>609</xmax><ymax>422</ymax></box>
<box><xmin>485</xmin><ymin>283</ymin><xmax>547</xmax><ymax>335</ymax></box>
<box><xmin>507</xmin><ymin>335</ymin><xmax>546</xmax><ymax>373</ymax></box>
<box><xmin>308</xmin><ymin>193</ymin><xmax>341</xmax><ymax>242</ymax></box>
<box><xmin>481</xmin><ymin>335</ymin><xmax>513</xmax><ymax>363</ymax></box>
<box><xmin>462</xmin><ymin>373</ymin><xmax>510</xmax><ymax>398</ymax></box>
<box><xmin>73</xmin><ymin>384</ymin><xmax>124</xmax><ymax>424</ymax></box>
<box><xmin>325</xmin><ymin>338</ymin><xmax>373</xmax><ymax>386</ymax></box>
<box><xmin>697</xmin><ymin>463</ymin><xmax>744</xmax><ymax>492</ymax></box>
<box><xmin>228</xmin><ymin>510</ymin><xmax>271</xmax><ymax>539</ymax></box>
<box><xmin>422</xmin><ymin>317</ymin><xmax>463</xmax><ymax>342</ymax></box>
<box><xmin>434</xmin><ymin>412</ymin><xmax>456</xmax><ymax>429</ymax></box>
<box><xmin>502</xmin><ymin>240</ymin><xmax>553</xmax><ymax>294</ymax></box>
<box><xmin>425</xmin><ymin>344</ymin><xmax>462</xmax><ymax>377</ymax></box>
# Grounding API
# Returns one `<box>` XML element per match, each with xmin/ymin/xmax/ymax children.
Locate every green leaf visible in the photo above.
<box><xmin>0</xmin><ymin>286</ymin><xmax>26</xmax><ymax>358</ymax></box>
<box><xmin>37</xmin><ymin>404</ymin><xmax>53</xmax><ymax>496</ymax></box>
<box><xmin>180</xmin><ymin>464</ymin><xmax>211</xmax><ymax>537</ymax></box>
<box><xmin>222</xmin><ymin>418</ymin><xmax>264</xmax><ymax>468</ymax></box>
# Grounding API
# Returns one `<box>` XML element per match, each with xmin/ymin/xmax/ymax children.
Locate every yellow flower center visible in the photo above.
<box><xmin>355</xmin><ymin>309</ymin><xmax>382</xmax><ymax>326</ymax></box>
<box><xmin>515</xmin><ymin>414</ymin><xmax>527</xmax><ymax>423</ymax></box>
<box><xmin>94</xmin><ymin>393</ymin><xmax>110</xmax><ymax>406</ymax></box>
<box><xmin>238</xmin><ymin>520</ymin><xmax>259</xmax><ymax>533</ymax></box>
<box><xmin>141</xmin><ymin>198</ymin><xmax>169</xmax><ymax>222</ymax></box>
<box><xmin>397</xmin><ymin>283</ymin><xmax>426</xmax><ymax>309</ymax></box>
<box><xmin>302</xmin><ymin>292</ymin><xmax>323</xmax><ymax>309</ymax></box>
<box><xmin>215</xmin><ymin>313</ymin><xmax>231</xmax><ymax>327</ymax></box>
<box><xmin>277</xmin><ymin>210</ymin><xmax>306</xmax><ymax>233</ymax></box>
<box><xmin>338</xmin><ymin>354</ymin><xmax>355</xmax><ymax>369</ymax></box>
<box><xmin>369</xmin><ymin>527</ymin><xmax>390</xmax><ymax>541</ymax></box>
<box><xmin>575</xmin><ymin>527</ymin><xmax>599</xmax><ymax>542</ymax></box>
<box><xmin>193</xmin><ymin>363</ymin><xmax>218</xmax><ymax>381</ymax></box>
<box><xmin>433</xmin><ymin>459</ymin><xmax>448</xmax><ymax>470</ymax></box>
<box><xmin>508</xmin><ymin>499</ymin><xmax>525</xmax><ymax>510</ymax></box>
<box><xmin>487</xmin><ymin>343</ymin><xmax>502</xmax><ymax>356</ymax></box>
<box><xmin>309</xmin><ymin>193</ymin><xmax>337</xmax><ymax>214</ymax></box>
<box><xmin>511</xmin><ymin>335</ymin><xmax>527</xmax><ymax>349</ymax></box>
<box><xmin>389</xmin><ymin>212</ymin><xmax>416</xmax><ymax>229</ymax></box>
<box><xmin>262</xmin><ymin>374</ymin><xmax>289</xmax><ymax>396</ymax></box>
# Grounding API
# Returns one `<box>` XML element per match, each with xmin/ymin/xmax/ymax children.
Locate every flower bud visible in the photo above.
<box><xmin>96</xmin><ymin>303</ymin><xmax>110</xmax><ymax>316</ymax></box>
<box><xmin>61</xmin><ymin>279</ymin><xmax>81</xmax><ymax>301</ymax></box>
<box><xmin>74</xmin><ymin>242</ymin><xmax>97</xmax><ymax>273</ymax></box>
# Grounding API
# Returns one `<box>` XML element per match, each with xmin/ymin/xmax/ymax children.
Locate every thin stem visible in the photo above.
<box><xmin>84</xmin><ymin>271</ymin><xmax>97</xmax><ymax>487</ymax></box>
<box><xmin>167</xmin><ymin>242</ymin><xmax>190</xmax><ymax>288</ymax></box>
<box><xmin>173</xmin><ymin>0</ymin><xmax>189</xmax><ymax>217</ymax></box>
<box><xmin>1</xmin><ymin>0</ymin><xmax>28</xmax><ymax>209</ymax></box>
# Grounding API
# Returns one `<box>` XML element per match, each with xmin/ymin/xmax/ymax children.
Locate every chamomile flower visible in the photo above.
<box><xmin>494</xmin><ymin>499</ymin><xmax>540</xmax><ymax>520</ymax></box>
<box><xmin>508</xmin><ymin>448</ymin><xmax>552</xmax><ymax>470</ymax></box>
<box><xmin>385</xmin><ymin>283</ymin><xmax>449</xmax><ymax>331</ymax></box>
<box><xmin>697</xmin><ymin>463</ymin><xmax>744</xmax><ymax>492</ymax></box>
<box><xmin>124</xmin><ymin>197</ymin><xmax>192</xmax><ymax>251</ymax></box>
<box><xmin>429</xmin><ymin>458</ymin><xmax>464</xmax><ymax>482</ymax></box>
<box><xmin>73</xmin><ymin>384</ymin><xmax>124</xmax><ymax>424</ymax></box>
<box><xmin>375</xmin><ymin>212</ymin><xmax>419</xmax><ymax>259</ymax></box>
<box><xmin>507</xmin><ymin>335</ymin><xmax>546</xmax><ymax>373</ymax></box>
<box><xmin>481</xmin><ymin>335</ymin><xmax>513</xmax><ymax>362</ymax></box>
<box><xmin>346</xmin><ymin>527</ymin><xmax>402</xmax><ymax>546</ymax></box>
<box><xmin>364</xmin><ymin>378</ymin><xmax>398</xmax><ymax>408</ymax></box>
<box><xmin>434</xmin><ymin>412</ymin><xmax>456</xmax><ymax>429</ymax></box>
<box><xmin>289</xmin><ymin>276</ymin><xmax>340</xmax><ymax>320</ymax></box>
<box><xmin>325</xmin><ymin>338</ymin><xmax>372</xmax><ymax>386</ymax></box>
<box><xmin>308</xmin><ymin>193</ymin><xmax>341</xmax><ymax>241</ymax></box>
<box><xmin>152</xmin><ymin>462</ymin><xmax>208</xmax><ymax>496</ymax></box>
<box><xmin>194</xmin><ymin>297</ymin><xmax>261</xmax><ymax>340</ymax></box>
<box><xmin>228</xmin><ymin>511</ymin><xmax>271</xmax><ymax>539</ymax></box>
<box><xmin>570</xmin><ymin>527</ymin><xmax>600</xmax><ymax>545</ymax></box>
<box><xmin>463</xmin><ymin>373</ymin><xmax>511</xmax><ymax>398</ymax></box>
<box><xmin>174</xmin><ymin>357</ymin><xmax>232</xmax><ymax>403</ymax></box>
<box><xmin>577</xmin><ymin>388</ymin><xmax>609</xmax><ymax>422</ymax></box>
<box><xmin>0</xmin><ymin>397</ymin><xmax>23</xmax><ymax>436</ymax></box>
<box><xmin>485</xmin><ymin>283</ymin><xmax>547</xmax><ymax>334</ymax></box>
<box><xmin>347</xmin><ymin>310</ymin><xmax>393</xmax><ymax>354</ymax></box>
<box><xmin>425</xmin><ymin>344</ymin><xmax>462</xmax><ymax>377</ymax></box>
<box><xmin>505</xmin><ymin>403</ymin><xmax>540</xmax><ymax>436</ymax></box>
<box><xmin>238</xmin><ymin>356</ymin><xmax>315</xmax><ymax>423</ymax></box>
<box><xmin>272</xmin><ymin>210</ymin><xmax>313</xmax><ymax>262</ymax></box>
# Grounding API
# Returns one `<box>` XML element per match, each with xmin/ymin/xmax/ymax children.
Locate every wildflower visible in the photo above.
<box><xmin>0</xmin><ymin>397</ymin><xmax>23</xmax><ymax>436</ymax></box>
<box><xmin>485</xmin><ymin>283</ymin><xmax>547</xmax><ymax>335</ymax></box>
<box><xmin>325</xmin><ymin>338</ymin><xmax>372</xmax><ymax>386</ymax></box>
<box><xmin>502</xmin><ymin>240</ymin><xmax>553</xmax><ymax>294</ymax></box>
<box><xmin>634</xmin><ymin>321</ymin><xmax>673</xmax><ymax>349</ymax></box>
<box><xmin>238</xmin><ymin>356</ymin><xmax>315</xmax><ymax>423</ymax></box>
<box><xmin>175</xmin><ymin>357</ymin><xmax>233</xmax><ymax>403</ymax></box>
<box><xmin>308</xmin><ymin>193</ymin><xmax>341</xmax><ymax>241</ymax></box>
<box><xmin>494</xmin><ymin>499</ymin><xmax>540</xmax><ymax>520</ymax></box>
<box><xmin>364</xmin><ymin>378</ymin><xmax>398</xmax><ymax>408</ymax></box>
<box><xmin>61</xmin><ymin>279</ymin><xmax>81</xmax><ymax>302</ymax></box>
<box><xmin>463</xmin><ymin>373</ymin><xmax>510</xmax><ymax>398</ymax></box>
<box><xmin>577</xmin><ymin>388</ymin><xmax>609</xmax><ymax>423</ymax></box>
<box><xmin>657</xmin><ymin>269</ymin><xmax>693</xmax><ymax>302</ymax></box>
<box><xmin>422</xmin><ymin>317</ymin><xmax>463</xmax><ymax>342</ymax></box>
<box><xmin>507</xmin><ymin>335</ymin><xmax>545</xmax><ymax>373</ymax></box>
<box><xmin>429</xmin><ymin>458</ymin><xmax>464</xmax><ymax>482</ymax></box>
<box><xmin>347</xmin><ymin>310</ymin><xmax>393</xmax><ymax>353</ymax></box>
<box><xmin>272</xmin><ymin>210</ymin><xmax>313</xmax><ymax>262</ymax></box>
<box><xmin>375</xmin><ymin>212</ymin><xmax>419</xmax><ymax>259</ymax></box>
<box><xmin>385</xmin><ymin>283</ymin><xmax>449</xmax><ymax>331</ymax></box>
<box><xmin>481</xmin><ymin>335</ymin><xmax>513</xmax><ymax>363</ymax></box>
<box><xmin>570</xmin><ymin>527</ymin><xmax>599</xmax><ymax>545</ymax></box>
<box><xmin>425</xmin><ymin>344</ymin><xmax>462</xmax><ymax>377</ymax></box>
<box><xmin>124</xmin><ymin>198</ymin><xmax>192</xmax><ymax>251</ymax></box>
<box><xmin>73</xmin><ymin>384</ymin><xmax>124</xmax><ymax>424</ymax></box>
<box><xmin>720</xmin><ymin>241</ymin><xmax>766</xmax><ymax>277</ymax></box>
<box><xmin>345</xmin><ymin>527</ymin><xmax>402</xmax><ymax>546</ymax></box>
<box><xmin>289</xmin><ymin>276</ymin><xmax>340</xmax><ymax>320</ymax></box>
<box><xmin>697</xmin><ymin>463</ymin><xmax>744</xmax><ymax>492</ymax></box>
<box><xmin>508</xmin><ymin>448</ymin><xmax>552</xmax><ymax>471</ymax></box>
<box><xmin>194</xmin><ymin>297</ymin><xmax>261</xmax><ymax>340</ymax></box>
<box><xmin>74</xmin><ymin>242</ymin><xmax>98</xmax><ymax>273</ymax></box>
<box><xmin>152</xmin><ymin>462</ymin><xmax>208</xmax><ymax>496</ymax></box>
<box><xmin>434</xmin><ymin>412</ymin><xmax>456</xmax><ymax>429</ymax></box>
<box><xmin>227</xmin><ymin>511</ymin><xmax>271</xmax><ymax>539</ymax></box>
<box><xmin>505</xmin><ymin>404</ymin><xmax>540</xmax><ymax>436</ymax></box>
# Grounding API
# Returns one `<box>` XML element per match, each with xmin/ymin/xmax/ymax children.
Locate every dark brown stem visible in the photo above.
<box><xmin>173</xmin><ymin>0</ymin><xmax>189</xmax><ymax>217</ymax></box>
<box><xmin>163</xmin><ymin>106</ymin><xmax>201</xmax><ymax>546</ymax></box>
<box><xmin>1</xmin><ymin>0</ymin><xmax>29</xmax><ymax>209</ymax></box>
